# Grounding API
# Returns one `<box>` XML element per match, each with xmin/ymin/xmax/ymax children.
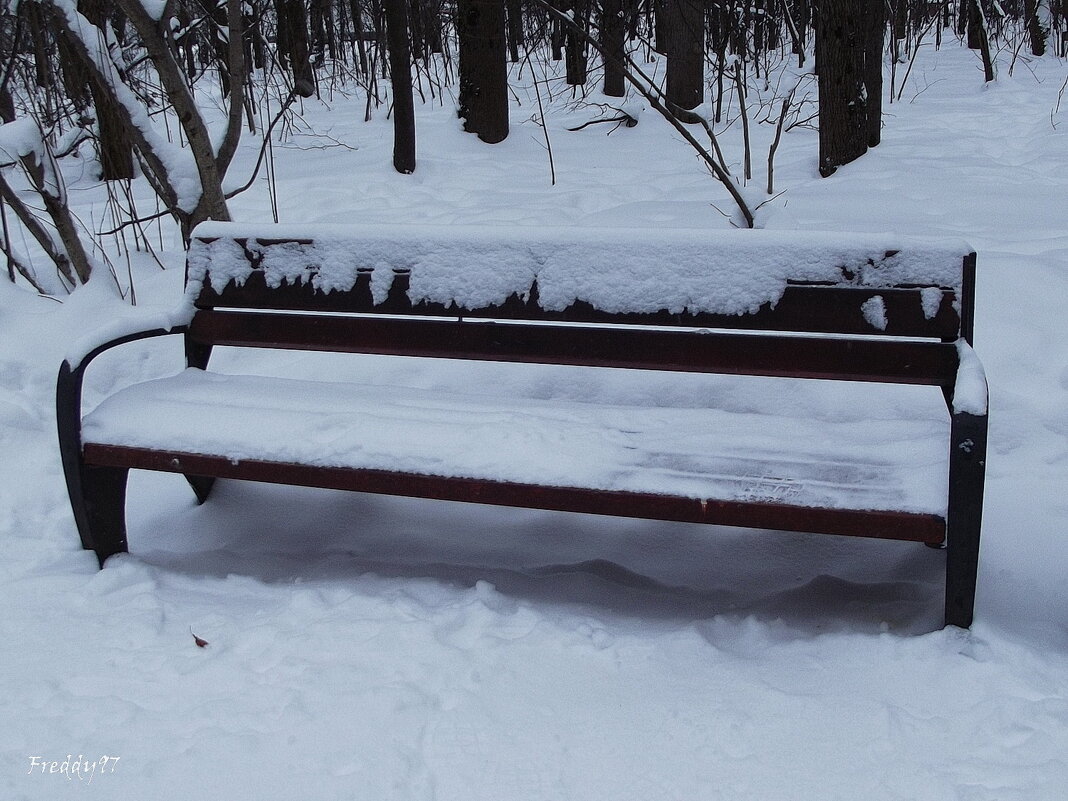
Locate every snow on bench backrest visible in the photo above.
<box><xmin>186</xmin><ymin>222</ymin><xmax>975</xmax><ymax>340</ymax></box>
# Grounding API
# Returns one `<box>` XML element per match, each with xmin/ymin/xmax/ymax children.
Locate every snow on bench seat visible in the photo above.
<box><xmin>82</xmin><ymin>368</ymin><xmax>950</xmax><ymax>518</ymax></box>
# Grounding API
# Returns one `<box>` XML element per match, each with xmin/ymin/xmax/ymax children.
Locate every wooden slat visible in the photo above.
<box><xmin>191</xmin><ymin>270</ymin><xmax>964</xmax><ymax>340</ymax></box>
<box><xmin>83</xmin><ymin>444</ymin><xmax>947</xmax><ymax>544</ymax></box>
<box><xmin>187</xmin><ymin>310</ymin><xmax>960</xmax><ymax>385</ymax></box>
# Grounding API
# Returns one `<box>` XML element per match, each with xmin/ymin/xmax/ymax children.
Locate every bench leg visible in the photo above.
<box><xmin>182</xmin><ymin>338</ymin><xmax>216</xmax><ymax>504</ymax></box>
<box><xmin>944</xmin><ymin>411</ymin><xmax>988</xmax><ymax>628</ymax></box>
<box><xmin>75</xmin><ymin>465</ymin><xmax>130</xmax><ymax>567</ymax></box>
<box><xmin>185</xmin><ymin>475</ymin><xmax>216</xmax><ymax>504</ymax></box>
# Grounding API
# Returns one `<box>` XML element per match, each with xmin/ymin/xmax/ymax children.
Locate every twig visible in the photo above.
<box><xmin>896</xmin><ymin>15</ymin><xmax>940</xmax><ymax>102</ymax></box>
<box><xmin>1052</xmin><ymin>75</ymin><xmax>1068</xmax><ymax>130</ymax></box>
<box><xmin>524</xmin><ymin>54</ymin><xmax>557</xmax><ymax>187</ymax></box>
<box><xmin>567</xmin><ymin>113</ymin><xmax>637</xmax><ymax>131</ymax></box>
<box><xmin>224</xmin><ymin>89</ymin><xmax>300</xmax><ymax>199</ymax></box>
<box><xmin>530</xmin><ymin>0</ymin><xmax>754</xmax><ymax>227</ymax></box>
<box><xmin>732</xmin><ymin>65</ymin><xmax>752</xmax><ymax>182</ymax></box>
<box><xmin>767</xmin><ymin>87</ymin><xmax>796</xmax><ymax>195</ymax></box>
<box><xmin>531</xmin><ymin>78</ymin><xmax>556</xmax><ymax>186</ymax></box>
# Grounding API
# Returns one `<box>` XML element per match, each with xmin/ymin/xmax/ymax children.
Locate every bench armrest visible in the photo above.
<box><xmin>56</xmin><ymin>325</ymin><xmax>189</xmax><ymax>514</ymax></box>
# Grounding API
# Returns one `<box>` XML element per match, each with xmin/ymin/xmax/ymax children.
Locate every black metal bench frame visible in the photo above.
<box><xmin>56</xmin><ymin>234</ymin><xmax>988</xmax><ymax>628</ymax></box>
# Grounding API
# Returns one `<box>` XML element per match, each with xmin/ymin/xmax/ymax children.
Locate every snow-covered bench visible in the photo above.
<box><xmin>56</xmin><ymin>223</ymin><xmax>988</xmax><ymax>628</ymax></box>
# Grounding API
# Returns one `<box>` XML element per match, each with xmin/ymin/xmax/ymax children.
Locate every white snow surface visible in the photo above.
<box><xmin>0</xmin><ymin>118</ymin><xmax>44</xmax><ymax>164</ymax></box>
<box><xmin>3</xmin><ymin>47</ymin><xmax>1068</xmax><ymax>801</ymax></box>
<box><xmin>82</xmin><ymin>367</ymin><xmax>950</xmax><ymax>515</ymax></box>
<box><xmin>953</xmin><ymin>341</ymin><xmax>989</xmax><ymax>416</ymax></box>
<box><xmin>189</xmin><ymin>221</ymin><xmax>970</xmax><ymax>315</ymax></box>
<box><xmin>861</xmin><ymin>294</ymin><xmax>889</xmax><ymax>331</ymax></box>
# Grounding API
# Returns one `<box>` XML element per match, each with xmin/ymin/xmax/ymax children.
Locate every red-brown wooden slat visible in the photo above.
<box><xmin>191</xmin><ymin>270</ymin><xmax>963</xmax><ymax>341</ymax></box>
<box><xmin>187</xmin><ymin>310</ymin><xmax>959</xmax><ymax>386</ymax></box>
<box><xmin>82</xmin><ymin>444</ymin><xmax>947</xmax><ymax>544</ymax></box>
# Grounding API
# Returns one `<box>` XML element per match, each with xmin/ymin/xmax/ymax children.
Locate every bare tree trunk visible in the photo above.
<box><xmin>550</xmin><ymin>0</ymin><xmax>566</xmax><ymax>60</ymax></box>
<box><xmin>601</xmin><ymin>0</ymin><xmax>626</xmax><ymax>97</ymax></box>
<box><xmin>23</xmin><ymin>4</ymin><xmax>54</xmax><ymax>91</ymax></box>
<box><xmin>659</xmin><ymin>0</ymin><xmax>703</xmax><ymax>113</ymax></box>
<box><xmin>506</xmin><ymin>0</ymin><xmax>523</xmax><ymax>62</ymax></box>
<box><xmin>816</xmin><ymin>0</ymin><xmax>869</xmax><ymax>176</ymax></box>
<box><xmin>970</xmin><ymin>0</ymin><xmax>995</xmax><ymax>81</ymax></box>
<box><xmin>1026</xmin><ymin>0</ymin><xmax>1049</xmax><ymax>55</ymax></box>
<box><xmin>565</xmin><ymin>0</ymin><xmax>589</xmax><ymax>85</ymax></box>
<box><xmin>966</xmin><ymin>0</ymin><xmax>983</xmax><ymax>48</ymax></box>
<box><xmin>457</xmin><ymin>0</ymin><xmax>509</xmax><ymax>143</ymax></box>
<box><xmin>384</xmin><ymin>0</ymin><xmax>416</xmax><ymax>172</ymax></box>
<box><xmin>81</xmin><ymin>0</ymin><xmax>134</xmax><ymax>180</ymax></box>
<box><xmin>0</xmin><ymin>127</ymin><xmax>93</xmax><ymax>286</ymax></box>
<box><xmin>425</xmin><ymin>0</ymin><xmax>444</xmax><ymax>53</ymax></box>
<box><xmin>350</xmin><ymin>0</ymin><xmax>370</xmax><ymax>73</ymax></box>
<box><xmin>0</xmin><ymin>175</ymin><xmax>80</xmax><ymax>286</ymax></box>
<box><xmin>278</xmin><ymin>0</ymin><xmax>316</xmax><ymax>91</ymax></box>
<box><xmin>864</xmin><ymin>0</ymin><xmax>885</xmax><ymax>148</ymax></box>
<box><xmin>409</xmin><ymin>0</ymin><xmax>427</xmax><ymax>61</ymax></box>
<box><xmin>0</xmin><ymin>89</ymin><xmax>14</xmax><ymax>124</ymax></box>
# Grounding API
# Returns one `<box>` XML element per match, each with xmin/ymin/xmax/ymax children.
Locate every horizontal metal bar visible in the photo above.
<box><xmin>84</xmin><ymin>444</ymin><xmax>947</xmax><ymax>544</ymax></box>
<box><xmin>188</xmin><ymin>311</ymin><xmax>959</xmax><ymax>385</ymax></box>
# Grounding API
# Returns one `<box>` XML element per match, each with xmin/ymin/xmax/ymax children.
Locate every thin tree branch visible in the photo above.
<box><xmin>531</xmin><ymin>0</ymin><xmax>755</xmax><ymax>227</ymax></box>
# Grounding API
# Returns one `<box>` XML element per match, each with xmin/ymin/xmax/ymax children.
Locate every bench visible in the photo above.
<box><xmin>56</xmin><ymin>223</ymin><xmax>988</xmax><ymax>628</ymax></box>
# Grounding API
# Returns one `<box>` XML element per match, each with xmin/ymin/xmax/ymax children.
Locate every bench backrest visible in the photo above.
<box><xmin>184</xmin><ymin>223</ymin><xmax>976</xmax><ymax>387</ymax></box>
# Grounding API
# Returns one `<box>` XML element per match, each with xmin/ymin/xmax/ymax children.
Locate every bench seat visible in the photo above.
<box><xmin>81</xmin><ymin>367</ymin><xmax>950</xmax><ymax>541</ymax></box>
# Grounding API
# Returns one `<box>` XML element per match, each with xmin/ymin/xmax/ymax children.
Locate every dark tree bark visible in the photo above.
<box><xmin>349</xmin><ymin>0</ymin><xmax>370</xmax><ymax>74</ymax></box>
<box><xmin>891</xmin><ymin>0</ymin><xmax>906</xmax><ymax>60</ymax></box>
<box><xmin>88</xmin><ymin>78</ymin><xmax>135</xmax><ymax>180</ymax></box>
<box><xmin>310</xmin><ymin>0</ymin><xmax>326</xmax><ymax>64</ymax></box>
<box><xmin>658</xmin><ymin>0</ymin><xmax>703</xmax><ymax>112</ymax></box>
<box><xmin>278</xmin><ymin>0</ymin><xmax>316</xmax><ymax>92</ymax></box>
<box><xmin>0</xmin><ymin>88</ymin><xmax>14</xmax><ymax>124</ymax></box>
<box><xmin>966</xmin><ymin>0</ymin><xmax>982</xmax><ymax>49</ymax></box>
<box><xmin>424</xmin><ymin>0</ymin><xmax>444</xmax><ymax>53</ymax></box>
<box><xmin>863</xmin><ymin>0</ymin><xmax>885</xmax><ymax>148</ymax></box>
<box><xmin>816</xmin><ymin>0</ymin><xmax>871</xmax><ymax>176</ymax></box>
<box><xmin>457</xmin><ymin>0</ymin><xmax>509</xmax><ymax>143</ymax></box>
<box><xmin>21</xmin><ymin>3</ymin><xmax>54</xmax><ymax>92</ymax></box>
<box><xmin>384</xmin><ymin>0</ymin><xmax>416</xmax><ymax>172</ymax></box>
<box><xmin>409</xmin><ymin>0</ymin><xmax>427</xmax><ymax>61</ymax></box>
<box><xmin>601</xmin><ymin>0</ymin><xmax>626</xmax><ymax>97</ymax></box>
<box><xmin>273</xmin><ymin>0</ymin><xmax>291</xmax><ymax>70</ymax></box>
<box><xmin>1025</xmin><ymin>0</ymin><xmax>1048</xmax><ymax>56</ymax></box>
<box><xmin>322</xmin><ymin>0</ymin><xmax>339</xmax><ymax>61</ymax></box>
<box><xmin>248</xmin><ymin>3</ymin><xmax>267</xmax><ymax>70</ymax></box>
<box><xmin>969</xmin><ymin>0</ymin><xmax>995</xmax><ymax>81</ymax></box>
<box><xmin>565</xmin><ymin>0</ymin><xmax>589</xmax><ymax>86</ymax></box>
<box><xmin>550</xmin><ymin>0</ymin><xmax>566</xmax><ymax>60</ymax></box>
<box><xmin>506</xmin><ymin>0</ymin><xmax>523</xmax><ymax>62</ymax></box>
<box><xmin>0</xmin><ymin>17</ymin><xmax>21</xmax><ymax>124</ymax></box>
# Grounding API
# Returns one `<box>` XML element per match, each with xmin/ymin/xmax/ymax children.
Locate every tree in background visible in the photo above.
<box><xmin>384</xmin><ymin>0</ymin><xmax>415</xmax><ymax>172</ymax></box>
<box><xmin>1</xmin><ymin>0</ymin><xmax>1063</xmax><ymax>291</ymax></box>
<box><xmin>457</xmin><ymin>0</ymin><xmax>509</xmax><ymax>143</ymax></box>
<box><xmin>815</xmin><ymin>0</ymin><xmax>884</xmax><ymax>176</ymax></box>
<box><xmin>658</xmin><ymin>0</ymin><xmax>703</xmax><ymax>116</ymax></box>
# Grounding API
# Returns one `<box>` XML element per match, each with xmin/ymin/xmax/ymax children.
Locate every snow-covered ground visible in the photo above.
<box><xmin>3</xmin><ymin>45</ymin><xmax>1068</xmax><ymax>799</ymax></box>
